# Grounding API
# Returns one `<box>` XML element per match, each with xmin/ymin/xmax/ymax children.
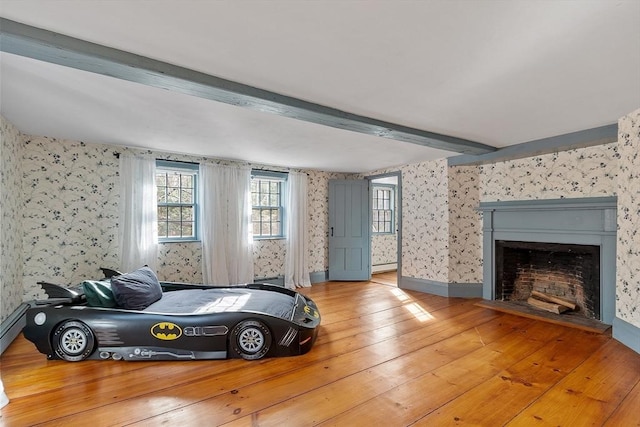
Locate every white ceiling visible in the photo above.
<box><xmin>1</xmin><ymin>0</ymin><xmax>639</xmax><ymax>173</ymax></box>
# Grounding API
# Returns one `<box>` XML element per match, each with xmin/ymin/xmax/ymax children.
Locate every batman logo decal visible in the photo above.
<box><xmin>150</xmin><ymin>322</ymin><xmax>182</xmax><ymax>341</ymax></box>
<box><xmin>304</xmin><ymin>305</ymin><xmax>319</xmax><ymax>318</ymax></box>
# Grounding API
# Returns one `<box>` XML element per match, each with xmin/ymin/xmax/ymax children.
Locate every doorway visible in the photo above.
<box><xmin>369</xmin><ymin>172</ymin><xmax>401</xmax><ymax>287</ymax></box>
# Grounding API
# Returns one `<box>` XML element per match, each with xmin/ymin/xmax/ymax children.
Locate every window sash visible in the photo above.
<box><xmin>156</xmin><ymin>162</ymin><xmax>198</xmax><ymax>242</ymax></box>
<box><xmin>372</xmin><ymin>186</ymin><xmax>394</xmax><ymax>235</ymax></box>
<box><xmin>251</xmin><ymin>171</ymin><xmax>286</xmax><ymax>239</ymax></box>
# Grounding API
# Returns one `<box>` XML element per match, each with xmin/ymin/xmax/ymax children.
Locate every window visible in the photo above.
<box><xmin>156</xmin><ymin>160</ymin><xmax>199</xmax><ymax>241</ymax></box>
<box><xmin>251</xmin><ymin>171</ymin><xmax>287</xmax><ymax>239</ymax></box>
<box><xmin>372</xmin><ymin>185</ymin><xmax>394</xmax><ymax>234</ymax></box>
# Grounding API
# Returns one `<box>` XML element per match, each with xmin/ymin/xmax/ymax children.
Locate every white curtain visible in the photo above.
<box><xmin>284</xmin><ymin>172</ymin><xmax>311</xmax><ymax>289</ymax></box>
<box><xmin>200</xmin><ymin>163</ymin><xmax>254</xmax><ymax>285</ymax></box>
<box><xmin>119</xmin><ymin>154</ymin><xmax>158</xmax><ymax>272</ymax></box>
<box><xmin>0</xmin><ymin>378</ymin><xmax>8</xmax><ymax>408</ymax></box>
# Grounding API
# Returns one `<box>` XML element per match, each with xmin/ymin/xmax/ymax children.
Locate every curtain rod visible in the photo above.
<box><xmin>114</xmin><ymin>153</ymin><xmax>308</xmax><ymax>175</ymax></box>
<box><xmin>113</xmin><ymin>153</ymin><xmax>195</xmax><ymax>166</ymax></box>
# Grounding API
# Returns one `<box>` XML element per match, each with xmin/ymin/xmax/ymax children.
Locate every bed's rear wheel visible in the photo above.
<box><xmin>53</xmin><ymin>320</ymin><xmax>95</xmax><ymax>362</ymax></box>
<box><xmin>230</xmin><ymin>320</ymin><xmax>272</xmax><ymax>360</ymax></box>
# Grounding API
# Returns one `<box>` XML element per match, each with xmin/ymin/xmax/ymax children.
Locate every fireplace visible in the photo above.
<box><xmin>478</xmin><ymin>197</ymin><xmax>617</xmax><ymax>325</ymax></box>
<box><xmin>495</xmin><ymin>240</ymin><xmax>600</xmax><ymax>320</ymax></box>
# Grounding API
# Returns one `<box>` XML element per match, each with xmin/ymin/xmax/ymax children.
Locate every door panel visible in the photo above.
<box><xmin>329</xmin><ymin>179</ymin><xmax>370</xmax><ymax>281</ymax></box>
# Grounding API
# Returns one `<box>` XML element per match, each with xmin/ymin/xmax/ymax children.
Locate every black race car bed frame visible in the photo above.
<box><xmin>23</xmin><ymin>277</ymin><xmax>320</xmax><ymax>362</ymax></box>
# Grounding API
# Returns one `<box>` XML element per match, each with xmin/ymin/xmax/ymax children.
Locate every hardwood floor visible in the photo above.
<box><xmin>370</xmin><ymin>271</ymin><xmax>397</xmax><ymax>286</ymax></box>
<box><xmin>2</xmin><ymin>280</ymin><xmax>639</xmax><ymax>426</ymax></box>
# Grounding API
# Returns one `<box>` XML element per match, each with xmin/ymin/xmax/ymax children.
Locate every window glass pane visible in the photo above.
<box><xmin>251</xmin><ymin>209</ymin><xmax>260</xmax><ymax>221</ymax></box>
<box><xmin>269</xmin><ymin>195</ymin><xmax>279</xmax><ymax>206</ymax></box>
<box><xmin>158</xmin><ymin>206</ymin><xmax>168</xmax><ymax>220</ymax></box>
<box><xmin>165</xmin><ymin>173</ymin><xmax>178</xmax><ymax>186</ymax></box>
<box><xmin>182</xmin><ymin>206</ymin><xmax>193</xmax><ymax>221</ymax></box>
<box><xmin>167</xmin><ymin>188</ymin><xmax>180</xmax><ymax>203</ymax></box>
<box><xmin>183</xmin><ymin>224</ymin><xmax>193</xmax><ymax>237</ymax></box>
<box><xmin>168</xmin><ymin>222</ymin><xmax>182</xmax><ymax>237</ymax></box>
<box><xmin>262</xmin><ymin>222</ymin><xmax>271</xmax><ymax>235</ymax></box>
<box><xmin>181</xmin><ymin>175</ymin><xmax>193</xmax><ymax>188</ymax></box>
<box><xmin>168</xmin><ymin>206</ymin><xmax>181</xmax><ymax>221</ymax></box>
<box><xmin>272</xmin><ymin>223</ymin><xmax>280</xmax><ymax>236</ymax></box>
<box><xmin>253</xmin><ymin>223</ymin><xmax>261</xmax><ymax>235</ymax></box>
<box><xmin>158</xmin><ymin>222</ymin><xmax>167</xmax><ymax>237</ymax></box>
<box><xmin>157</xmin><ymin>189</ymin><xmax>167</xmax><ymax>203</ymax></box>
<box><xmin>181</xmin><ymin>189</ymin><xmax>193</xmax><ymax>203</ymax></box>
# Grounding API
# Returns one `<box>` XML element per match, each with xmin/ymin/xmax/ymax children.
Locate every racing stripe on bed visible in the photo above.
<box><xmin>279</xmin><ymin>327</ymin><xmax>297</xmax><ymax>347</ymax></box>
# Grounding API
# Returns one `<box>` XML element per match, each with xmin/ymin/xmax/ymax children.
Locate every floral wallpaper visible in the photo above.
<box><xmin>447</xmin><ymin>165</ymin><xmax>482</xmax><ymax>284</ymax></box>
<box><xmin>21</xmin><ymin>136</ymin><xmax>121</xmax><ymax>300</ymax></box>
<box><xmin>399</xmin><ymin>159</ymin><xmax>450</xmax><ymax>283</ymax></box>
<box><xmin>158</xmin><ymin>242</ymin><xmax>202</xmax><ymax>283</ymax></box>
<box><xmin>480</xmin><ymin>143</ymin><xmax>619</xmax><ymax>201</ymax></box>
<box><xmin>0</xmin><ymin>116</ymin><xmax>25</xmax><ymax>323</ymax></box>
<box><xmin>372</xmin><ymin>234</ymin><xmax>397</xmax><ymax>267</ymax></box>
<box><xmin>616</xmin><ymin>108</ymin><xmax>640</xmax><ymax>328</ymax></box>
<box><xmin>253</xmin><ymin>239</ymin><xmax>286</xmax><ymax>280</ymax></box>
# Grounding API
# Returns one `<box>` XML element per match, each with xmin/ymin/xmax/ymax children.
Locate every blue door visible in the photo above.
<box><xmin>328</xmin><ymin>179</ymin><xmax>371</xmax><ymax>281</ymax></box>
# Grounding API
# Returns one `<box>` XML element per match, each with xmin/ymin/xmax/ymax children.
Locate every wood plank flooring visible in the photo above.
<box><xmin>1</xmin><ymin>280</ymin><xmax>639</xmax><ymax>426</ymax></box>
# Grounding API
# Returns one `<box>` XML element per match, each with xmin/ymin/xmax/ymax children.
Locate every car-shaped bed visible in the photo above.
<box><xmin>23</xmin><ymin>268</ymin><xmax>320</xmax><ymax>362</ymax></box>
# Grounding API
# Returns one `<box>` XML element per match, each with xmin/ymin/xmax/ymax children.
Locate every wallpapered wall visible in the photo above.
<box><xmin>21</xmin><ymin>136</ymin><xmax>121</xmax><ymax>300</ymax></box>
<box><xmin>371</xmin><ymin>234</ymin><xmax>397</xmax><ymax>267</ymax></box>
<box><xmin>479</xmin><ymin>143</ymin><xmax>618</xmax><ymax>201</ymax></box>
<box><xmin>399</xmin><ymin>159</ymin><xmax>450</xmax><ymax>283</ymax></box>
<box><xmin>616</xmin><ymin>108</ymin><xmax>640</xmax><ymax>328</ymax></box>
<box><xmin>1</xmin><ymin>117</ymin><xmax>25</xmax><ymax>323</ymax></box>
<box><xmin>2</xmin><ymin>117</ymin><xmax>345</xmax><ymax>306</ymax></box>
<box><xmin>447</xmin><ymin>165</ymin><xmax>482</xmax><ymax>283</ymax></box>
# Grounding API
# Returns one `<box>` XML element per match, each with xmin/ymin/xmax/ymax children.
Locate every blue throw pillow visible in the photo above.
<box><xmin>110</xmin><ymin>267</ymin><xmax>163</xmax><ymax>310</ymax></box>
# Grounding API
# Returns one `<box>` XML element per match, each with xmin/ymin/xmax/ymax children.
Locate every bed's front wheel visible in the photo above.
<box><xmin>53</xmin><ymin>320</ymin><xmax>95</xmax><ymax>362</ymax></box>
<box><xmin>231</xmin><ymin>320</ymin><xmax>272</xmax><ymax>360</ymax></box>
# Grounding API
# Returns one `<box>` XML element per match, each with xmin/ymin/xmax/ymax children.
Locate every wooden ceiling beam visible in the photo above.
<box><xmin>0</xmin><ymin>18</ymin><xmax>496</xmax><ymax>155</ymax></box>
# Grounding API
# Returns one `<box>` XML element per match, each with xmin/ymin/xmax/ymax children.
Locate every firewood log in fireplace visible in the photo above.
<box><xmin>527</xmin><ymin>290</ymin><xmax>578</xmax><ymax>315</ymax></box>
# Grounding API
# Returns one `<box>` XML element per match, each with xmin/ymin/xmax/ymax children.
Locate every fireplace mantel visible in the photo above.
<box><xmin>478</xmin><ymin>197</ymin><xmax>617</xmax><ymax>324</ymax></box>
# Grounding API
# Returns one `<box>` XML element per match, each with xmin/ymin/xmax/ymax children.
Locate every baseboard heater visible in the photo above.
<box><xmin>1</xmin><ymin>303</ymin><xmax>29</xmax><ymax>355</ymax></box>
